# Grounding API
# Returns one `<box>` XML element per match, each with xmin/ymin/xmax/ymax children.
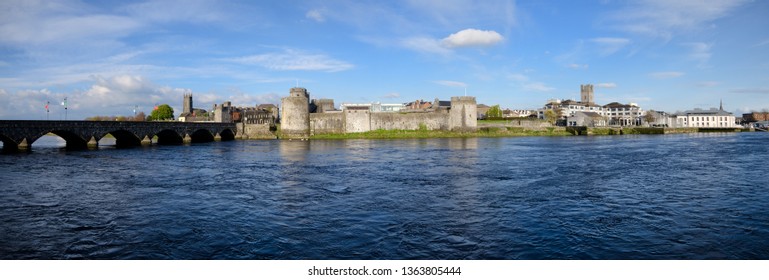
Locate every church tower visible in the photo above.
<box><xmin>183</xmin><ymin>93</ymin><xmax>193</xmax><ymax>115</ymax></box>
<box><xmin>580</xmin><ymin>84</ymin><xmax>594</xmax><ymax>105</ymax></box>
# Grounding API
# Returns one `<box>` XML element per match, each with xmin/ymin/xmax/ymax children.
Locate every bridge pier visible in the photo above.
<box><xmin>183</xmin><ymin>134</ymin><xmax>192</xmax><ymax>144</ymax></box>
<box><xmin>18</xmin><ymin>138</ymin><xmax>29</xmax><ymax>151</ymax></box>
<box><xmin>214</xmin><ymin>133</ymin><xmax>222</xmax><ymax>141</ymax></box>
<box><xmin>87</xmin><ymin>136</ymin><xmax>99</xmax><ymax>149</ymax></box>
<box><xmin>141</xmin><ymin>135</ymin><xmax>152</xmax><ymax>146</ymax></box>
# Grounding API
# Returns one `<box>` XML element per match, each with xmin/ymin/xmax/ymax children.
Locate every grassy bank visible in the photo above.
<box><xmin>309</xmin><ymin>127</ymin><xmax>571</xmax><ymax>140</ymax></box>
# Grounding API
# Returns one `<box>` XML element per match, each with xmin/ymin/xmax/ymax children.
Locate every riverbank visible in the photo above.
<box><xmin>306</xmin><ymin>126</ymin><xmax>755</xmax><ymax>140</ymax></box>
<box><xmin>308</xmin><ymin>127</ymin><xmax>572</xmax><ymax>140</ymax></box>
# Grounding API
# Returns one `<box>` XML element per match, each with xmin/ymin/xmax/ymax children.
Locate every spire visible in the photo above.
<box><xmin>719</xmin><ymin>99</ymin><xmax>723</xmax><ymax>111</ymax></box>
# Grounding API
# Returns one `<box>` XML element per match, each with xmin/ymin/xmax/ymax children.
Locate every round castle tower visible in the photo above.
<box><xmin>449</xmin><ymin>96</ymin><xmax>477</xmax><ymax>132</ymax></box>
<box><xmin>280</xmin><ymin>87</ymin><xmax>310</xmax><ymax>138</ymax></box>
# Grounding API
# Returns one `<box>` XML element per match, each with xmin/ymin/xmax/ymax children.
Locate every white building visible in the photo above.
<box><xmin>674</xmin><ymin>106</ymin><xmax>736</xmax><ymax>128</ymax></box>
<box><xmin>339</xmin><ymin>102</ymin><xmax>405</xmax><ymax>112</ymax></box>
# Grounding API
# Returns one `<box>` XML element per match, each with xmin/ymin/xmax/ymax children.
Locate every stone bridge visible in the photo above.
<box><xmin>0</xmin><ymin>120</ymin><xmax>237</xmax><ymax>152</ymax></box>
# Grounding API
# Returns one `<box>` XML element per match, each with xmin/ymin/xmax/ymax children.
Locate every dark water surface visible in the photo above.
<box><xmin>1</xmin><ymin>133</ymin><xmax>768</xmax><ymax>259</ymax></box>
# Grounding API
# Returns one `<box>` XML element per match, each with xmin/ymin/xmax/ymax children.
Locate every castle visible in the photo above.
<box><xmin>280</xmin><ymin>87</ymin><xmax>477</xmax><ymax>139</ymax></box>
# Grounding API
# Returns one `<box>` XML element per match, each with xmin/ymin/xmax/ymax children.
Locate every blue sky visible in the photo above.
<box><xmin>1</xmin><ymin>0</ymin><xmax>768</xmax><ymax>120</ymax></box>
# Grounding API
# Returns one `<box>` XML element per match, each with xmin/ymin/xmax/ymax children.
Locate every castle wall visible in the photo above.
<box><xmin>344</xmin><ymin>110</ymin><xmax>371</xmax><ymax>133</ymax></box>
<box><xmin>370</xmin><ymin>111</ymin><xmax>447</xmax><ymax>131</ymax></box>
<box><xmin>239</xmin><ymin>123</ymin><xmax>277</xmax><ymax>139</ymax></box>
<box><xmin>280</xmin><ymin>87</ymin><xmax>477</xmax><ymax>137</ymax></box>
<box><xmin>310</xmin><ymin>112</ymin><xmax>344</xmax><ymax>134</ymax></box>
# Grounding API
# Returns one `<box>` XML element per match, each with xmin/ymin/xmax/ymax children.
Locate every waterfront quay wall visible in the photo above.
<box><xmin>569</xmin><ymin>127</ymin><xmax>742</xmax><ymax>135</ymax></box>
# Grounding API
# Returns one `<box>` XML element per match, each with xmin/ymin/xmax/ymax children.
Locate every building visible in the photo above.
<box><xmin>504</xmin><ymin>109</ymin><xmax>536</xmax><ymax>118</ymax></box>
<box><xmin>310</xmin><ymin>99</ymin><xmax>336</xmax><ymax>113</ymax></box>
<box><xmin>567</xmin><ymin>111</ymin><xmax>607</xmax><ymax>127</ymax></box>
<box><xmin>177</xmin><ymin>93</ymin><xmax>209</xmax><ymax>122</ymax></box>
<box><xmin>604</xmin><ymin>102</ymin><xmax>644</xmax><ymax>126</ymax></box>
<box><xmin>645</xmin><ymin>110</ymin><xmax>675</xmax><ymax>127</ymax></box>
<box><xmin>537</xmin><ymin>84</ymin><xmax>644</xmax><ymax>127</ymax></box>
<box><xmin>743</xmin><ymin>112</ymin><xmax>769</xmax><ymax>123</ymax></box>
<box><xmin>211</xmin><ymin>101</ymin><xmax>233</xmax><ymax>123</ymax></box>
<box><xmin>405</xmin><ymin>100</ymin><xmax>433</xmax><ymax>110</ymax></box>
<box><xmin>339</xmin><ymin>102</ymin><xmax>405</xmax><ymax>112</ymax></box>
<box><xmin>674</xmin><ymin>103</ymin><xmax>736</xmax><ymax>128</ymax></box>
<box><xmin>476</xmin><ymin>104</ymin><xmax>490</xmax><ymax>119</ymax></box>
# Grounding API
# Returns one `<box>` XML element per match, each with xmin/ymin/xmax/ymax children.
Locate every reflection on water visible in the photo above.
<box><xmin>1</xmin><ymin>133</ymin><xmax>769</xmax><ymax>259</ymax></box>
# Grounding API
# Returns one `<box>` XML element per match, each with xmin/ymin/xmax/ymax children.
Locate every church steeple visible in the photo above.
<box><xmin>719</xmin><ymin>99</ymin><xmax>723</xmax><ymax>111</ymax></box>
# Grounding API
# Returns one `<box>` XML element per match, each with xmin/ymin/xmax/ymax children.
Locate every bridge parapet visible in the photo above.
<box><xmin>0</xmin><ymin>120</ymin><xmax>237</xmax><ymax>152</ymax></box>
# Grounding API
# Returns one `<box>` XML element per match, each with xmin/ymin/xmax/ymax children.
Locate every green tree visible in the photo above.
<box><xmin>148</xmin><ymin>104</ymin><xmax>174</xmax><ymax>121</ymax></box>
<box><xmin>487</xmin><ymin>105</ymin><xmax>503</xmax><ymax>118</ymax></box>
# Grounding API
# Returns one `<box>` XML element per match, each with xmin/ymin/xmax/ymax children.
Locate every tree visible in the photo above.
<box><xmin>134</xmin><ymin>112</ymin><xmax>146</xmax><ymax>121</ymax></box>
<box><xmin>644</xmin><ymin>110</ymin><xmax>656</xmax><ymax>126</ymax></box>
<box><xmin>487</xmin><ymin>105</ymin><xmax>503</xmax><ymax>118</ymax></box>
<box><xmin>544</xmin><ymin>109</ymin><xmax>559</xmax><ymax>125</ymax></box>
<box><xmin>148</xmin><ymin>104</ymin><xmax>174</xmax><ymax>121</ymax></box>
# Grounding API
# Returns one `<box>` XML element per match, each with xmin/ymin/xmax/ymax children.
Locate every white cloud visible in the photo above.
<box><xmin>649</xmin><ymin>71</ymin><xmax>685</xmax><ymax>79</ymax></box>
<box><xmin>590</xmin><ymin>37</ymin><xmax>630</xmax><ymax>56</ymax></box>
<box><xmin>596</xmin><ymin>83</ymin><xmax>617</xmax><ymax>88</ymax></box>
<box><xmin>441</xmin><ymin>29</ymin><xmax>504</xmax><ymax>48</ymax></box>
<box><xmin>228</xmin><ymin>50</ymin><xmax>354</xmax><ymax>72</ymax></box>
<box><xmin>523</xmin><ymin>82</ymin><xmax>555</xmax><ymax>92</ymax></box>
<box><xmin>306</xmin><ymin>9</ymin><xmax>326</xmax><ymax>22</ymax></box>
<box><xmin>434</xmin><ymin>80</ymin><xmax>467</xmax><ymax>88</ymax></box>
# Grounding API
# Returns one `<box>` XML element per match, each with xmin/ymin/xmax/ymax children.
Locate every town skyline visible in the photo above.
<box><xmin>2</xmin><ymin>0</ymin><xmax>768</xmax><ymax>120</ymax></box>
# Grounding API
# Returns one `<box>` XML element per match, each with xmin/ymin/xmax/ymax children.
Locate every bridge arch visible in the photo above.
<box><xmin>218</xmin><ymin>128</ymin><xmax>236</xmax><ymax>141</ymax></box>
<box><xmin>190</xmin><ymin>129</ymin><xmax>214</xmax><ymax>143</ymax></box>
<box><xmin>155</xmin><ymin>129</ymin><xmax>183</xmax><ymax>145</ymax></box>
<box><xmin>102</xmin><ymin>130</ymin><xmax>142</xmax><ymax>148</ymax></box>
<box><xmin>49</xmin><ymin>130</ymin><xmax>88</xmax><ymax>149</ymax></box>
<box><xmin>0</xmin><ymin>133</ymin><xmax>15</xmax><ymax>151</ymax></box>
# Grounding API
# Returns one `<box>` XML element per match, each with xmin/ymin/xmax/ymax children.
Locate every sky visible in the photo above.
<box><xmin>1</xmin><ymin>0</ymin><xmax>769</xmax><ymax>120</ymax></box>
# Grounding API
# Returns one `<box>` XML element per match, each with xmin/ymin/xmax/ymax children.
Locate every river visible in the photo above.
<box><xmin>1</xmin><ymin>133</ymin><xmax>768</xmax><ymax>259</ymax></box>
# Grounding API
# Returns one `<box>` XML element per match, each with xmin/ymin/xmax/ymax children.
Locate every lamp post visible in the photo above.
<box><xmin>62</xmin><ymin>97</ymin><xmax>68</xmax><ymax>120</ymax></box>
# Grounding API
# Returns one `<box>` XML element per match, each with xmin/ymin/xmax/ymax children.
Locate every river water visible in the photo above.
<box><xmin>1</xmin><ymin>133</ymin><xmax>768</xmax><ymax>259</ymax></box>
